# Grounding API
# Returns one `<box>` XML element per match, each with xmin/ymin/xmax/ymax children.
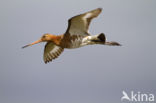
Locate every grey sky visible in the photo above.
<box><xmin>0</xmin><ymin>0</ymin><xmax>156</xmax><ymax>103</ymax></box>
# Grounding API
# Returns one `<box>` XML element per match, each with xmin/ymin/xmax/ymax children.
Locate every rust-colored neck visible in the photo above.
<box><xmin>49</xmin><ymin>34</ymin><xmax>64</xmax><ymax>45</ymax></box>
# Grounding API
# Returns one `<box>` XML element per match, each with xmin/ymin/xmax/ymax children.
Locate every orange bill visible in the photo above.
<box><xmin>22</xmin><ymin>39</ymin><xmax>42</xmax><ymax>48</ymax></box>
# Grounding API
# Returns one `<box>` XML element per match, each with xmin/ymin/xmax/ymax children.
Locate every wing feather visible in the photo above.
<box><xmin>44</xmin><ymin>42</ymin><xmax>64</xmax><ymax>63</ymax></box>
<box><xmin>65</xmin><ymin>8</ymin><xmax>102</xmax><ymax>37</ymax></box>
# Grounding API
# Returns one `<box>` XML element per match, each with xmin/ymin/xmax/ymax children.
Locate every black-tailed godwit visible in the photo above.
<box><xmin>22</xmin><ymin>8</ymin><xmax>121</xmax><ymax>63</ymax></box>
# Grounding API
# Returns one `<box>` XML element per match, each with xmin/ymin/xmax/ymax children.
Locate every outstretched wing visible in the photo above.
<box><xmin>44</xmin><ymin>42</ymin><xmax>64</xmax><ymax>63</ymax></box>
<box><xmin>65</xmin><ymin>8</ymin><xmax>102</xmax><ymax>37</ymax></box>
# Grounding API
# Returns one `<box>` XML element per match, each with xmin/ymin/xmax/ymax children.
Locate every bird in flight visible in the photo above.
<box><xmin>22</xmin><ymin>8</ymin><xmax>121</xmax><ymax>63</ymax></box>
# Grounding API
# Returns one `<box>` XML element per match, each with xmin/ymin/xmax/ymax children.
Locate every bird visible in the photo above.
<box><xmin>22</xmin><ymin>8</ymin><xmax>121</xmax><ymax>64</ymax></box>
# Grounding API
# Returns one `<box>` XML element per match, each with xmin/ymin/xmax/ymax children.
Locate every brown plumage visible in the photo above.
<box><xmin>22</xmin><ymin>8</ymin><xmax>121</xmax><ymax>63</ymax></box>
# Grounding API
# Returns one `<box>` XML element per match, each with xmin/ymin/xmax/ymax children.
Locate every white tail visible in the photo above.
<box><xmin>81</xmin><ymin>33</ymin><xmax>121</xmax><ymax>46</ymax></box>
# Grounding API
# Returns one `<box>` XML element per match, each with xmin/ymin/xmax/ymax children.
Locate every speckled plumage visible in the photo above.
<box><xmin>23</xmin><ymin>8</ymin><xmax>121</xmax><ymax>63</ymax></box>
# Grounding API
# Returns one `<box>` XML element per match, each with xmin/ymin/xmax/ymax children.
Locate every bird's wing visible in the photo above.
<box><xmin>65</xmin><ymin>8</ymin><xmax>102</xmax><ymax>37</ymax></box>
<box><xmin>44</xmin><ymin>42</ymin><xmax>64</xmax><ymax>63</ymax></box>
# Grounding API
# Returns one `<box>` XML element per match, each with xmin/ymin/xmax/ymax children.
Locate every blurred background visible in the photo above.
<box><xmin>0</xmin><ymin>0</ymin><xmax>156</xmax><ymax>103</ymax></box>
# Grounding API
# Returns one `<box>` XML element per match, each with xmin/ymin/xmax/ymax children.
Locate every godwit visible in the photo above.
<box><xmin>22</xmin><ymin>8</ymin><xmax>121</xmax><ymax>63</ymax></box>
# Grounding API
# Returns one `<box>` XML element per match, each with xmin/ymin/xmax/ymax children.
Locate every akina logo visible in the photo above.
<box><xmin>121</xmin><ymin>91</ymin><xmax>154</xmax><ymax>102</ymax></box>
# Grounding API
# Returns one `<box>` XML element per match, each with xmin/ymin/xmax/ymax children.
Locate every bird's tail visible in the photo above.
<box><xmin>91</xmin><ymin>33</ymin><xmax>106</xmax><ymax>42</ymax></box>
<box><xmin>91</xmin><ymin>33</ymin><xmax>121</xmax><ymax>46</ymax></box>
<box><xmin>97</xmin><ymin>33</ymin><xmax>106</xmax><ymax>42</ymax></box>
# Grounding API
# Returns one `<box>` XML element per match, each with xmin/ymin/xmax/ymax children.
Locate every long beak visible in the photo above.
<box><xmin>22</xmin><ymin>39</ymin><xmax>42</xmax><ymax>48</ymax></box>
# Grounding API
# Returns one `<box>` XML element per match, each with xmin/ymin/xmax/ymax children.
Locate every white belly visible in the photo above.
<box><xmin>69</xmin><ymin>36</ymin><xmax>92</xmax><ymax>48</ymax></box>
<box><xmin>67</xmin><ymin>35</ymin><xmax>99</xmax><ymax>49</ymax></box>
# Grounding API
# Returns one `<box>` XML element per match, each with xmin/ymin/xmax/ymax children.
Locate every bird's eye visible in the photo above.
<box><xmin>43</xmin><ymin>35</ymin><xmax>47</xmax><ymax>38</ymax></box>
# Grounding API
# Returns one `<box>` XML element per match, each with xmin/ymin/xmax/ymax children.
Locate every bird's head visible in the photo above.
<box><xmin>22</xmin><ymin>33</ymin><xmax>53</xmax><ymax>48</ymax></box>
<box><xmin>41</xmin><ymin>33</ymin><xmax>53</xmax><ymax>41</ymax></box>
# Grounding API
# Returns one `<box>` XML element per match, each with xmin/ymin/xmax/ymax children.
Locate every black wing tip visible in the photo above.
<box><xmin>93</xmin><ymin>8</ymin><xmax>102</xmax><ymax>12</ymax></box>
<box><xmin>97</xmin><ymin>8</ymin><xmax>102</xmax><ymax>11</ymax></box>
<box><xmin>44</xmin><ymin>59</ymin><xmax>52</xmax><ymax>64</ymax></box>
